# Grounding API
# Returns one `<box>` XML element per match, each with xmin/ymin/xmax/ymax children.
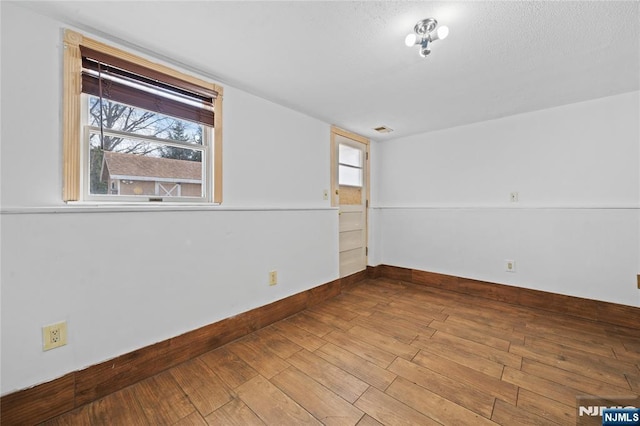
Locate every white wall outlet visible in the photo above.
<box><xmin>505</xmin><ymin>260</ymin><xmax>516</xmax><ymax>273</ymax></box>
<box><xmin>42</xmin><ymin>321</ymin><xmax>68</xmax><ymax>351</ymax></box>
<box><xmin>269</xmin><ymin>270</ymin><xmax>278</xmax><ymax>286</ymax></box>
<box><xmin>323</xmin><ymin>189</ymin><xmax>329</xmax><ymax>200</ymax></box>
<box><xmin>510</xmin><ymin>192</ymin><xmax>519</xmax><ymax>202</ymax></box>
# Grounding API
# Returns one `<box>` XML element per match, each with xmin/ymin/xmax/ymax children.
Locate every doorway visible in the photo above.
<box><xmin>331</xmin><ymin>126</ymin><xmax>369</xmax><ymax>278</ymax></box>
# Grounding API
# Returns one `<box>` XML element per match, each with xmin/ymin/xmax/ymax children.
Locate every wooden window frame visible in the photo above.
<box><xmin>63</xmin><ymin>29</ymin><xmax>223</xmax><ymax>203</ymax></box>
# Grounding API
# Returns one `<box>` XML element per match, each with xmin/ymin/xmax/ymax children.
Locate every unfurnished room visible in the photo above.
<box><xmin>1</xmin><ymin>1</ymin><xmax>639</xmax><ymax>425</ymax></box>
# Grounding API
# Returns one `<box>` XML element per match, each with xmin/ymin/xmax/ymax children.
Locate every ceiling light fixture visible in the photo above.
<box><xmin>405</xmin><ymin>18</ymin><xmax>449</xmax><ymax>57</ymax></box>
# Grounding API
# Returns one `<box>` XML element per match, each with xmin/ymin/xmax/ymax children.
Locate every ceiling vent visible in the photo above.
<box><xmin>373</xmin><ymin>126</ymin><xmax>394</xmax><ymax>134</ymax></box>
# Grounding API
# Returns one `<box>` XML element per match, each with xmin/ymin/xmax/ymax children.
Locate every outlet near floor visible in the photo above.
<box><xmin>269</xmin><ymin>270</ymin><xmax>278</xmax><ymax>286</ymax></box>
<box><xmin>42</xmin><ymin>321</ymin><xmax>68</xmax><ymax>351</ymax></box>
<box><xmin>505</xmin><ymin>260</ymin><xmax>516</xmax><ymax>273</ymax></box>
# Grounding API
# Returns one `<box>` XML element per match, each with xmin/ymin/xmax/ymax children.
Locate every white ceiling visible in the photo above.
<box><xmin>20</xmin><ymin>1</ymin><xmax>640</xmax><ymax>141</ymax></box>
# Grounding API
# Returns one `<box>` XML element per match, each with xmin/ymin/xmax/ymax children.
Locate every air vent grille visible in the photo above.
<box><xmin>373</xmin><ymin>126</ymin><xmax>394</xmax><ymax>133</ymax></box>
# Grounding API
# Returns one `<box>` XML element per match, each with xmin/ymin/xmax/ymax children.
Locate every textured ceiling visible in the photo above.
<box><xmin>18</xmin><ymin>1</ymin><xmax>640</xmax><ymax>141</ymax></box>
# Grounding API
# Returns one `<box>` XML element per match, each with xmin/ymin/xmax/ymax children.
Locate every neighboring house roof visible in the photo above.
<box><xmin>101</xmin><ymin>151</ymin><xmax>202</xmax><ymax>183</ymax></box>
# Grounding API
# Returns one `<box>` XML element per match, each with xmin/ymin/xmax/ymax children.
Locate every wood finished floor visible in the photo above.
<box><xmin>43</xmin><ymin>278</ymin><xmax>640</xmax><ymax>425</ymax></box>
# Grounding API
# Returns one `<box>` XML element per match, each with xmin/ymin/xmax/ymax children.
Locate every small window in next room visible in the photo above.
<box><xmin>62</xmin><ymin>30</ymin><xmax>223</xmax><ymax>203</ymax></box>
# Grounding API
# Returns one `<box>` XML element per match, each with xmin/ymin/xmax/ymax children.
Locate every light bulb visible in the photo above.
<box><xmin>405</xmin><ymin>33</ymin><xmax>417</xmax><ymax>47</ymax></box>
<box><xmin>436</xmin><ymin>25</ymin><xmax>449</xmax><ymax>41</ymax></box>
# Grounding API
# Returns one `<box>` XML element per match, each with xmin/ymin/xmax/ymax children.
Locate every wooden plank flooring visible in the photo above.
<box><xmin>44</xmin><ymin>278</ymin><xmax>640</xmax><ymax>425</ymax></box>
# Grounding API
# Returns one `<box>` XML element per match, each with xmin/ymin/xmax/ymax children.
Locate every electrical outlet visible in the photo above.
<box><xmin>42</xmin><ymin>321</ymin><xmax>67</xmax><ymax>351</ymax></box>
<box><xmin>510</xmin><ymin>192</ymin><xmax>519</xmax><ymax>202</ymax></box>
<box><xmin>505</xmin><ymin>260</ymin><xmax>516</xmax><ymax>273</ymax></box>
<box><xmin>269</xmin><ymin>270</ymin><xmax>278</xmax><ymax>286</ymax></box>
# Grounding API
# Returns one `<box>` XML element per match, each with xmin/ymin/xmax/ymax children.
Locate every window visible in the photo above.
<box><xmin>338</xmin><ymin>143</ymin><xmax>364</xmax><ymax>187</ymax></box>
<box><xmin>63</xmin><ymin>30</ymin><xmax>223</xmax><ymax>203</ymax></box>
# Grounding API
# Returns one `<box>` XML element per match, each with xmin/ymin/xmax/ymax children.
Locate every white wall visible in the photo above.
<box><xmin>2</xmin><ymin>1</ymin><xmax>638</xmax><ymax>398</ymax></box>
<box><xmin>373</xmin><ymin>91</ymin><xmax>640</xmax><ymax>307</ymax></box>
<box><xmin>0</xmin><ymin>3</ymin><xmax>337</xmax><ymax>394</ymax></box>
